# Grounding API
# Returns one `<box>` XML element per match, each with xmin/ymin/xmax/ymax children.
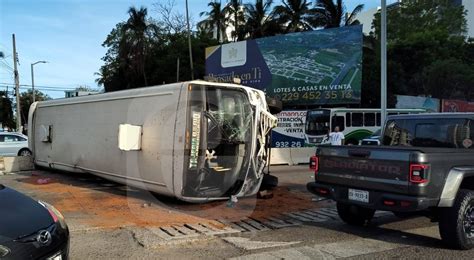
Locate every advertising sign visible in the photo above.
<box><xmin>205</xmin><ymin>25</ymin><xmax>363</xmax><ymax>106</ymax></box>
<box><xmin>442</xmin><ymin>99</ymin><xmax>474</xmax><ymax>112</ymax></box>
<box><xmin>395</xmin><ymin>95</ymin><xmax>440</xmax><ymax>112</ymax></box>
<box><xmin>271</xmin><ymin>110</ymin><xmax>308</xmax><ymax>148</ymax></box>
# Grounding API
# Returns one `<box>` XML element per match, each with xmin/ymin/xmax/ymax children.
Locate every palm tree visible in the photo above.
<box><xmin>199</xmin><ymin>1</ymin><xmax>228</xmax><ymax>43</ymax></box>
<box><xmin>273</xmin><ymin>0</ymin><xmax>317</xmax><ymax>33</ymax></box>
<box><xmin>244</xmin><ymin>0</ymin><xmax>280</xmax><ymax>39</ymax></box>
<box><xmin>224</xmin><ymin>0</ymin><xmax>246</xmax><ymax>41</ymax></box>
<box><xmin>313</xmin><ymin>0</ymin><xmax>364</xmax><ymax>28</ymax></box>
<box><xmin>121</xmin><ymin>6</ymin><xmax>158</xmax><ymax>87</ymax></box>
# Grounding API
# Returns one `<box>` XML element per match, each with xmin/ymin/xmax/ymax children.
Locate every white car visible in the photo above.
<box><xmin>0</xmin><ymin>132</ymin><xmax>32</xmax><ymax>156</ymax></box>
<box><xmin>359</xmin><ymin>129</ymin><xmax>382</xmax><ymax>146</ymax></box>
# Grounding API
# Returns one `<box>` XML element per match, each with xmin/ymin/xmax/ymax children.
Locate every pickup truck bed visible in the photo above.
<box><xmin>307</xmin><ymin>113</ymin><xmax>474</xmax><ymax>249</ymax></box>
<box><xmin>308</xmin><ymin>145</ymin><xmax>473</xmax><ymax>212</ymax></box>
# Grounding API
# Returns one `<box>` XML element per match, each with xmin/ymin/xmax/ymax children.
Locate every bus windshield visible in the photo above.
<box><xmin>184</xmin><ymin>85</ymin><xmax>254</xmax><ymax>198</ymax></box>
<box><xmin>306</xmin><ymin>110</ymin><xmax>330</xmax><ymax>136</ymax></box>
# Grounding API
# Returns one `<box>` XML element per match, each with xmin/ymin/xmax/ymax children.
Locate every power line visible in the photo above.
<box><xmin>0</xmin><ymin>82</ymin><xmax>76</xmax><ymax>90</ymax></box>
<box><xmin>0</xmin><ymin>85</ymin><xmax>76</xmax><ymax>92</ymax></box>
<box><xmin>0</xmin><ymin>60</ymin><xmax>14</xmax><ymax>71</ymax></box>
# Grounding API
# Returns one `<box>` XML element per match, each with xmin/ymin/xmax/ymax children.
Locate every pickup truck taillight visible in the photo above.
<box><xmin>310</xmin><ymin>156</ymin><xmax>319</xmax><ymax>174</ymax></box>
<box><xmin>409</xmin><ymin>164</ymin><xmax>429</xmax><ymax>183</ymax></box>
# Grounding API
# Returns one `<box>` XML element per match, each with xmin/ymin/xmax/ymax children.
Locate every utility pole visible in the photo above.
<box><xmin>31</xmin><ymin>61</ymin><xmax>47</xmax><ymax>103</ymax></box>
<box><xmin>176</xmin><ymin>57</ymin><xmax>180</xmax><ymax>82</ymax></box>
<box><xmin>12</xmin><ymin>34</ymin><xmax>21</xmax><ymax>132</ymax></box>
<box><xmin>380</xmin><ymin>0</ymin><xmax>387</xmax><ymax>127</ymax></box>
<box><xmin>185</xmin><ymin>0</ymin><xmax>194</xmax><ymax>80</ymax></box>
<box><xmin>31</xmin><ymin>63</ymin><xmax>35</xmax><ymax>103</ymax></box>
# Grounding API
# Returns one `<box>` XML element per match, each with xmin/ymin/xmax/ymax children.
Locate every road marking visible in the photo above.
<box><xmin>217</xmin><ymin>219</ymin><xmax>248</xmax><ymax>232</ymax></box>
<box><xmin>283</xmin><ymin>212</ymin><xmax>314</xmax><ymax>222</ymax></box>
<box><xmin>234</xmin><ymin>221</ymin><xmax>262</xmax><ymax>232</ymax></box>
<box><xmin>229</xmin><ymin>227</ymin><xmax>441</xmax><ymax>259</ymax></box>
<box><xmin>242</xmin><ymin>218</ymin><xmax>270</xmax><ymax>231</ymax></box>
<box><xmin>231</xmin><ymin>246</ymin><xmax>332</xmax><ymax>260</ymax></box>
<box><xmin>160</xmin><ymin>226</ymin><xmax>182</xmax><ymax>237</ymax></box>
<box><xmin>230</xmin><ymin>237</ymin><xmax>402</xmax><ymax>259</ymax></box>
<box><xmin>292</xmin><ymin>212</ymin><xmax>327</xmax><ymax>222</ymax></box>
<box><xmin>172</xmin><ymin>225</ymin><xmax>199</xmax><ymax>236</ymax></box>
<box><xmin>301</xmin><ymin>210</ymin><xmax>331</xmax><ymax>220</ymax></box>
<box><xmin>223</xmin><ymin>237</ymin><xmax>301</xmax><ymax>251</ymax></box>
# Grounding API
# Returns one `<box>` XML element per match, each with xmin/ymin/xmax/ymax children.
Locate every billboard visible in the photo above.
<box><xmin>205</xmin><ymin>25</ymin><xmax>363</xmax><ymax>106</ymax></box>
<box><xmin>395</xmin><ymin>95</ymin><xmax>440</xmax><ymax>112</ymax></box>
<box><xmin>442</xmin><ymin>99</ymin><xmax>474</xmax><ymax>112</ymax></box>
<box><xmin>271</xmin><ymin>110</ymin><xmax>308</xmax><ymax>148</ymax></box>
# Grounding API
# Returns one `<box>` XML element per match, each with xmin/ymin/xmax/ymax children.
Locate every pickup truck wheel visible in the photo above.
<box><xmin>439</xmin><ymin>189</ymin><xmax>474</xmax><ymax>250</ymax></box>
<box><xmin>337</xmin><ymin>202</ymin><xmax>375</xmax><ymax>226</ymax></box>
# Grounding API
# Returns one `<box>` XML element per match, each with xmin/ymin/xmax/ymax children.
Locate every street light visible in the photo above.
<box><xmin>380</xmin><ymin>0</ymin><xmax>387</xmax><ymax>127</ymax></box>
<box><xmin>31</xmin><ymin>61</ymin><xmax>47</xmax><ymax>103</ymax></box>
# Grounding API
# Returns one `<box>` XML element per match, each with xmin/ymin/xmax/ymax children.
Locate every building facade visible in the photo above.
<box><xmin>358</xmin><ymin>0</ymin><xmax>473</xmax><ymax>38</ymax></box>
<box><xmin>64</xmin><ymin>90</ymin><xmax>99</xmax><ymax>98</ymax></box>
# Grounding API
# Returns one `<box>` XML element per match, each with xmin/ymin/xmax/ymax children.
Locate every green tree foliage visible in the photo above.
<box><xmin>19</xmin><ymin>90</ymin><xmax>51</xmax><ymax>126</ymax></box>
<box><xmin>273</xmin><ymin>0</ymin><xmax>317</xmax><ymax>33</ymax></box>
<box><xmin>374</xmin><ymin>0</ymin><xmax>467</xmax><ymax>44</ymax></box>
<box><xmin>98</xmin><ymin>1</ymin><xmax>365</xmax><ymax>93</ymax></box>
<box><xmin>368</xmin><ymin>0</ymin><xmax>473</xmax><ymax>101</ymax></box>
<box><xmin>198</xmin><ymin>1</ymin><xmax>228</xmax><ymax>42</ymax></box>
<box><xmin>96</xmin><ymin>6</ymin><xmax>162</xmax><ymax>92</ymax></box>
<box><xmin>313</xmin><ymin>0</ymin><xmax>364</xmax><ymax>28</ymax></box>
<box><xmin>244</xmin><ymin>0</ymin><xmax>282</xmax><ymax>39</ymax></box>
<box><xmin>0</xmin><ymin>91</ymin><xmax>15</xmax><ymax>130</ymax></box>
<box><xmin>224</xmin><ymin>0</ymin><xmax>247</xmax><ymax>41</ymax></box>
<box><xmin>423</xmin><ymin>58</ymin><xmax>474</xmax><ymax>100</ymax></box>
<box><xmin>97</xmin><ymin>5</ymin><xmax>219</xmax><ymax>92</ymax></box>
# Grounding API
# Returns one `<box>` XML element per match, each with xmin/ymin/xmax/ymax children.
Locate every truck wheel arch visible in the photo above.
<box><xmin>438</xmin><ymin>167</ymin><xmax>474</xmax><ymax>207</ymax></box>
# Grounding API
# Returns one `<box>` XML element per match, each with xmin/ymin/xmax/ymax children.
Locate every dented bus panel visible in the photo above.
<box><xmin>28</xmin><ymin>81</ymin><xmax>277</xmax><ymax>202</ymax></box>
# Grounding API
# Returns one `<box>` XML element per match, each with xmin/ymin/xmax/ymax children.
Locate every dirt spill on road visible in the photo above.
<box><xmin>15</xmin><ymin>171</ymin><xmax>324</xmax><ymax>229</ymax></box>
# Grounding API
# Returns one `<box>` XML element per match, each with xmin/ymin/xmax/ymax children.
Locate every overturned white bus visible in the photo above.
<box><xmin>28</xmin><ymin>81</ymin><xmax>277</xmax><ymax>202</ymax></box>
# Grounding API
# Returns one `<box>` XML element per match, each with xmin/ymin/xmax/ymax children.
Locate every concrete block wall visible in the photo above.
<box><xmin>1</xmin><ymin>156</ymin><xmax>34</xmax><ymax>173</ymax></box>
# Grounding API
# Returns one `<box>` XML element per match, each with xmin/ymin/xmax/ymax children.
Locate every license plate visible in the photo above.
<box><xmin>348</xmin><ymin>189</ymin><xmax>369</xmax><ymax>203</ymax></box>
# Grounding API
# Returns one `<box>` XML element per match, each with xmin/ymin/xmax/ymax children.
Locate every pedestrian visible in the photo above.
<box><xmin>328</xmin><ymin>126</ymin><xmax>345</xmax><ymax>146</ymax></box>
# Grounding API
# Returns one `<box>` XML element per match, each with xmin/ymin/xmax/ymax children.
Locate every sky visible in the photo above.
<box><xmin>0</xmin><ymin>0</ymin><xmax>397</xmax><ymax>99</ymax></box>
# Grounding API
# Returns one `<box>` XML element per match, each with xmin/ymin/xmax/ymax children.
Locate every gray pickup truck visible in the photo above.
<box><xmin>307</xmin><ymin>113</ymin><xmax>474</xmax><ymax>249</ymax></box>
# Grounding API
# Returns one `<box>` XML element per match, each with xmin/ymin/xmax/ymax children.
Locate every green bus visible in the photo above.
<box><xmin>304</xmin><ymin>108</ymin><xmax>426</xmax><ymax>145</ymax></box>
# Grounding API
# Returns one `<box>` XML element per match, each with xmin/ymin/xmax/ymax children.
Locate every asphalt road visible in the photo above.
<box><xmin>3</xmin><ymin>165</ymin><xmax>474</xmax><ymax>259</ymax></box>
<box><xmin>68</xmin><ymin>203</ymin><xmax>473</xmax><ymax>260</ymax></box>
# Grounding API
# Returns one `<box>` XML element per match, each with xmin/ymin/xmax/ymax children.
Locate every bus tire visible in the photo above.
<box><xmin>260</xmin><ymin>174</ymin><xmax>278</xmax><ymax>190</ymax></box>
<box><xmin>266</xmin><ymin>97</ymin><xmax>282</xmax><ymax>114</ymax></box>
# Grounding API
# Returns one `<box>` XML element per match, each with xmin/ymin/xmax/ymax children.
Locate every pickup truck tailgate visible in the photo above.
<box><xmin>317</xmin><ymin>146</ymin><xmax>413</xmax><ymax>194</ymax></box>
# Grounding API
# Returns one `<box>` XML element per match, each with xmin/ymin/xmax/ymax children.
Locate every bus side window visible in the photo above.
<box><xmin>364</xmin><ymin>113</ymin><xmax>376</xmax><ymax>127</ymax></box>
<box><xmin>332</xmin><ymin>116</ymin><xmax>345</xmax><ymax>131</ymax></box>
<box><xmin>352</xmin><ymin>113</ymin><xmax>363</xmax><ymax>127</ymax></box>
<box><xmin>376</xmin><ymin>113</ymin><xmax>381</xmax><ymax>126</ymax></box>
<box><xmin>346</xmin><ymin>113</ymin><xmax>351</xmax><ymax>127</ymax></box>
